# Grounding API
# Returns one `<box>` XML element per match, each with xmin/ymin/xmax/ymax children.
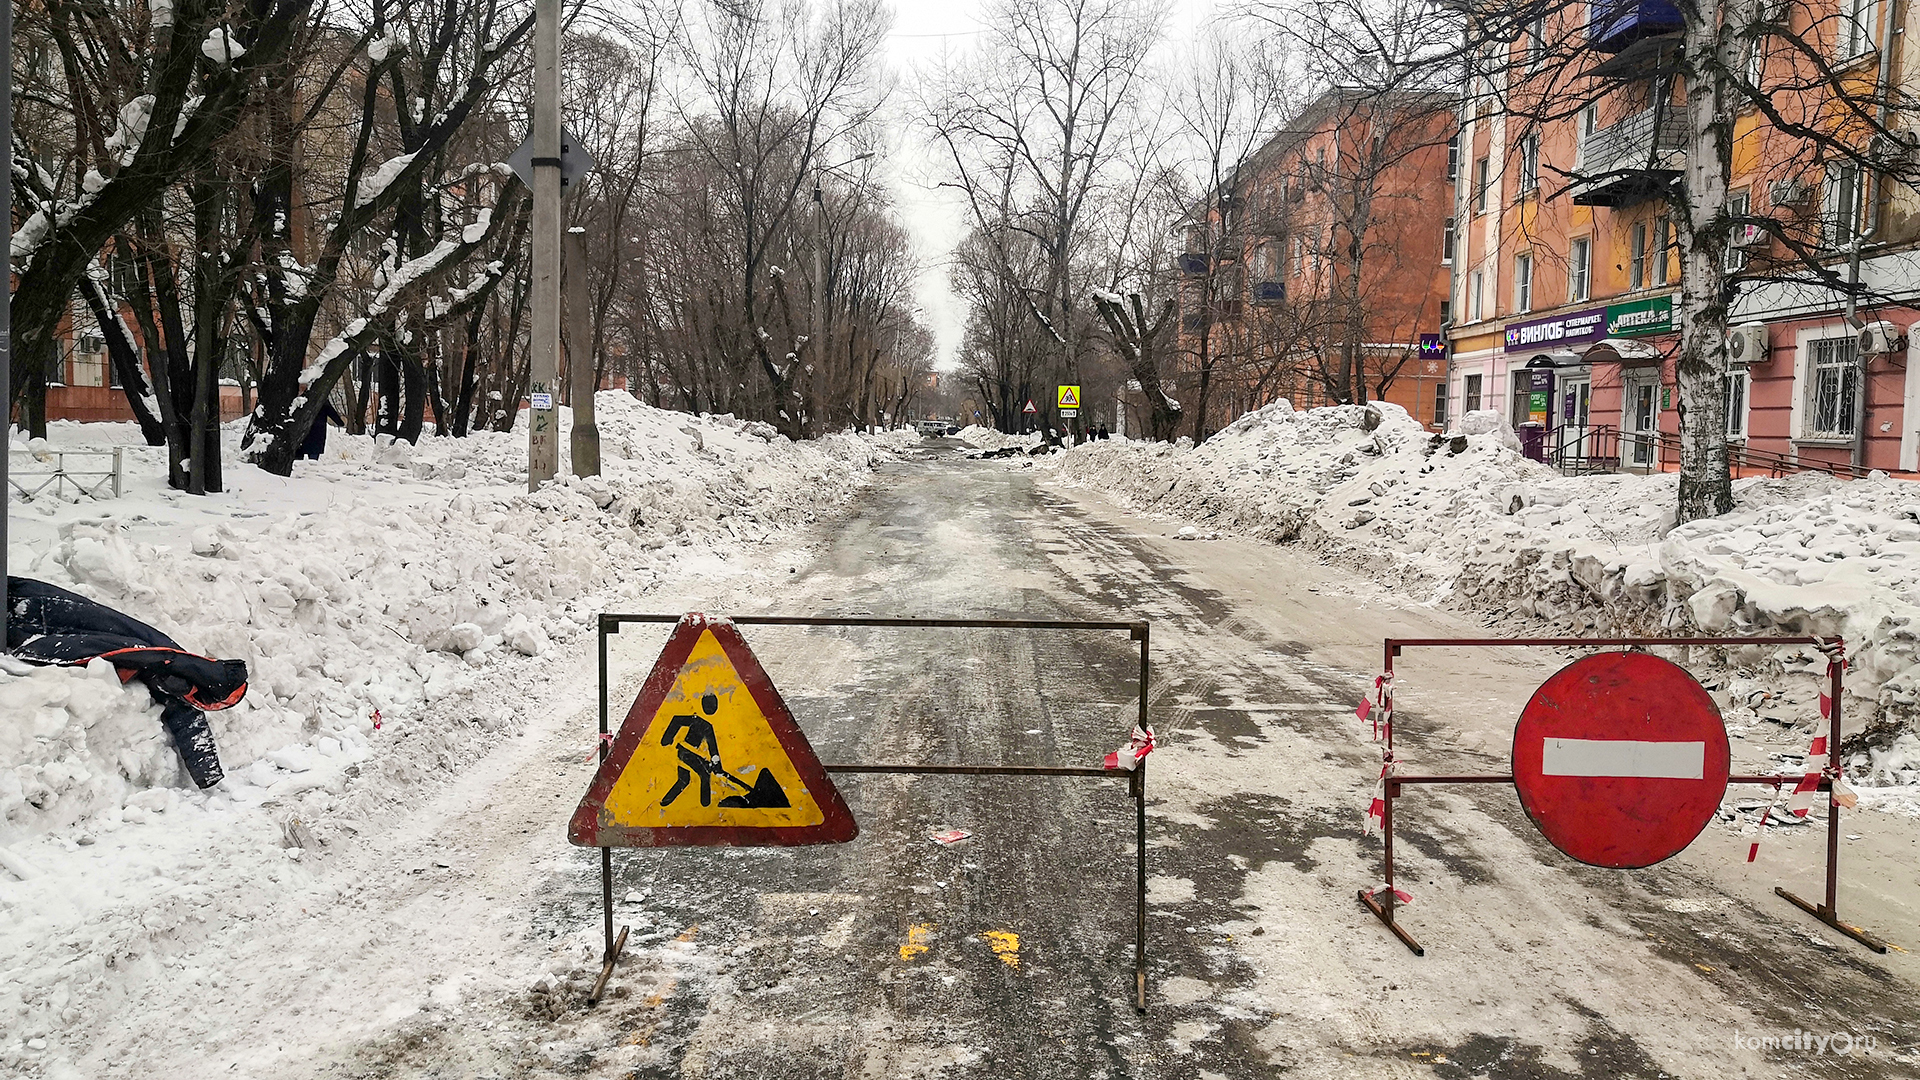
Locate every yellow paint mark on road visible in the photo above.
<box><xmin>982</xmin><ymin>929</ymin><xmax>1020</xmax><ymax>968</ymax></box>
<box><xmin>1695</xmin><ymin>964</ymin><xmax>1715</xmax><ymax>973</ymax></box>
<box><xmin>900</xmin><ymin>922</ymin><xmax>936</xmax><ymax>961</ymax></box>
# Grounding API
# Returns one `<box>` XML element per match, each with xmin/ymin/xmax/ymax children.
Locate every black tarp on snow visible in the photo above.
<box><xmin>6</xmin><ymin>577</ymin><xmax>248</xmax><ymax>788</ymax></box>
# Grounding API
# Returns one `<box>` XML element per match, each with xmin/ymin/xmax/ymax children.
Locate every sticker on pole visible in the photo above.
<box><xmin>1512</xmin><ymin>652</ymin><xmax>1730</xmax><ymax>869</ymax></box>
<box><xmin>1056</xmin><ymin>385</ymin><xmax>1081</xmax><ymax>409</ymax></box>
<box><xmin>569</xmin><ymin>614</ymin><xmax>856</xmax><ymax>848</ymax></box>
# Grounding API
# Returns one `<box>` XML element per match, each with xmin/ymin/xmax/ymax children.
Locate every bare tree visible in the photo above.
<box><xmin>926</xmin><ymin>0</ymin><xmax>1166</xmax><ymax>442</ymax></box>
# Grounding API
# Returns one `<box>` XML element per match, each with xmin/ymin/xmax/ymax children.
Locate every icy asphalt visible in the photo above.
<box><xmin>96</xmin><ymin>439</ymin><xmax>1920</xmax><ymax>1078</ymax></box>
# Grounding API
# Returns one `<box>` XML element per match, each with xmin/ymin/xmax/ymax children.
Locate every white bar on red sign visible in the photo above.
<box><xmin>1541</xmin><ymin>738</ymin><xmax>1705</xmax><ymax>780</ymax></box>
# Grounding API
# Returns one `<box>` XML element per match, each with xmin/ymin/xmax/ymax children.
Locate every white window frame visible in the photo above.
<box><xmin>1464</xmin><ymin>372</ymin><xmax>1484</xmax><ymax>413</ymax></box>
<box><xmin>1725</xmin><ymin>367</ymin><xmax>1750</xmax><ymax>439</ymax></box>
<box><xmin>1825</xmin><ymin>162</ymin><xmax>1862</xmax><ymax>248</ymax></box>
<box><xmin>1725</xmin><ymin>190</ymin><xmax>1751</xmax><ymax>271</ymax></box>
<box><xmin>1794</xmin><ymin>332</ymin><xmax>1860</xmax><ymax>441</ymax></box>
<box><xmin>1519</xmin><ymin>134</ymin><xmax>1540</xmax><ymax>195</ymax></box>
<box><xmin>1514</xmin><ymin>252</ymin><xmax>1534</xmax><ymax>312</ymax></box>
<box><xmin>1569</xmin><ymin>237</ymin><xmax>1592</xmax><ymax>301</ymax></box>
<box><xmin>1433</xmin><ymin>382</ymin><xmax>1449</xmax><ymax>428</ymax></box>
<box><xmin>1470</xmin><ymin>269</ymin><xmax>1484</xmax><ymax>321</ymax></box>
<box><xmin>1653</xmin><ymin>217</ymin><xmax>1672</xmax><ymax>284</ymax></box>
<box><xmin>1443</xmin><ymin>216</ymin><xmax>1456</xmax><ymax>264</ymax></box>
<box><xmin>1474</xmin><ymin>156</ymin><xmax>1490</xmax><ymax>213</ymax></box>
<box><xmin>1839</xmin><ymin>0</ymin><xmax>1878</xmax><ymax>60</ymax></box>
<box><xmin>1447</xmin><ymin>133</ymin><xmax>1460</xmax><ymax>181</ymax></box>
<box><xmin>1630</xmin><ymin>222</ymin><xmax>1647</xmax><ymax>288</ymax></box>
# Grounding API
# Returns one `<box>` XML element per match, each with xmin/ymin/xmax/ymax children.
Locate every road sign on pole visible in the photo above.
<box><xmin>1022</xmin><ymin>399</ymin><xmax>1037</xmax><ymax>414</ymax></box>
<box><xmin>1056</xmin><ymin>385</ymin><xmax>1081</xmax><ymax>409</ymax></box>
<box><xmin>1512</xmin><ymin>652</ymin><xmax>1730</xmax><ymax>868</ymax></box>
<box><xmin>570</xmin><ymin>614</ymin><xmax>855</xmax><ymax>847</ymax></box>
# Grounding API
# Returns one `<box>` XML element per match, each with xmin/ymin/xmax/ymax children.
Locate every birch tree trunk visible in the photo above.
<box><xmin>1674</xmin><ymin>0</ymin><xmax>1742</xmax><ymax>521</ymax></box>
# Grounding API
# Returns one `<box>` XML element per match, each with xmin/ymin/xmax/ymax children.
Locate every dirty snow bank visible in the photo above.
<box><xmin>2</xmin><ymin>393</ymin><xmax>892</xmax><ymax>836</ymax></box>
<box><xmin>1049</xmin><ymin>400</ymin><xmax>1920</xmax><ymax>797</ymax></box>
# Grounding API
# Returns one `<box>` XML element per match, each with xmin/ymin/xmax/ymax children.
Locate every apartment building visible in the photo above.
<box><xmin>1173</xmin><ymin>87</ymin><xmax>1457</xmax><ymax>435</ymax></box>
<box><xmin>1447</xmin><ymin>0</ymin><xmax>1920</xmax><ymax>474</ymax></box>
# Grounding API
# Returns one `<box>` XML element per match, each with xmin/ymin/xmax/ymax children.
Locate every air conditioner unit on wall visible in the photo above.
<box><xmin>1727</xmin><ymin>323</ymin><xmax>1769</xmax><ymax>363</ymax></box>
<box><xmin>1769</xmin><ymin>178</ymin><xmax>1811</xmax><ymax>207</ymax></box>
<box><xmin>1869</xmin><ymin>129</ymin><xmax>1920</xmax><ymax>164</ymax></box>
<box><xmin>1859</xmin><ymin>320</ymin><xmax>1906</xmax><ymax>355</ymax></box>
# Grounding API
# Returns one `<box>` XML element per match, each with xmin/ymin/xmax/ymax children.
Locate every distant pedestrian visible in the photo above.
<box><xmin>299</xmin><ymin>397</ymin><xmax>347</xmax><ymax>460</ymax></box>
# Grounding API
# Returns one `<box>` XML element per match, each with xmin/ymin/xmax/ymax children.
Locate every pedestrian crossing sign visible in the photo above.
<box><xmin>1056</xmin><ymin>385</ymin><xmax>1081</xmax><ymax>409</ymax></box>
<box><xmin>569</xmin><ymin>613</ymin><xmax>856</xmax><ymax>847</ymax></box>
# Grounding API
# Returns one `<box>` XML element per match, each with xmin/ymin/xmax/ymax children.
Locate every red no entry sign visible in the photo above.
<box><xmin>1513</xmin><ymin>652</ymin><xmax>1730</xmax><ymax>869</ymax></box>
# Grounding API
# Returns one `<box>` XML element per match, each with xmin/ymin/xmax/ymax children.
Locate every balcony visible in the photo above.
<box><xmin>1588</xmin><ymin>0</ymin><xmax>1684</xmax><ymax>53</ymax></box>
<box><xmin>1177</xmin><ymin>252</ymin><xmax>1209</xmax><ymax>275</ymax></box>
<box><xmin>1251</xmin><ymin>280</ymin><xmax>1285</xmax><ymax>303</ymax></box>
<box><xmin>1570</xmin><ymin>107</ymin><xmax>1687</xmax><ymax>207</ymax></box>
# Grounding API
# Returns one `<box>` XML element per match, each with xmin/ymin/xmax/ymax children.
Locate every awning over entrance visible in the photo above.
<box><xmin>1581</xmin><ymin>336</ymin><xmax>1665</xmax><ymax>365</ymax></box>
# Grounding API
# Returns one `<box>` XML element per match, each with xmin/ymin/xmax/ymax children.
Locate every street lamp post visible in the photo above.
<box><xmin>811</xmin><ymin>153</ymin><xmax>872</xmax><ymax>434</ymax></box>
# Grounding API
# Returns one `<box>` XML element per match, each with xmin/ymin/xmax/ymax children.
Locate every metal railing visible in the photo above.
<box><xmin>7</xmin><ymin>447</ymin><xmax>126</xmax><ymax>500</ymax></box>
<box><xmin>1571</xmin><ymin>107</ymin><xmax>1687</xmax><ymax>205</ymax></box>
<box><xmin>1552</xmin><ymin>423</ymin><xmax>1877</xmax><ymax>480</ymax></box>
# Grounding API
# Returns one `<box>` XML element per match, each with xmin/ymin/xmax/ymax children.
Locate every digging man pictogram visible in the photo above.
<box><xmin>660</xmin><ymin>691</ymin><xmax>792</xmax><ymax>809</ymax></box>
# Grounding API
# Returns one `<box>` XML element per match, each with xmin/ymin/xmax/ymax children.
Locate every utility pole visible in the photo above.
<box><xmin>566</xmin><ymin>227</ymin><xmax>599</xmax><ymax>476</ymax></box>
<box><xmin>526</xmin><ymin>0</ymin><xmax>562</xmax><ymax>490</ymax></box>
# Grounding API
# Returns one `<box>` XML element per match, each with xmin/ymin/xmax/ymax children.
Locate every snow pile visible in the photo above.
<box><xmin>1</xmin><ymin>393</ymin><xmax>894</xmax><ymax>837</ymax></box>
<box><xmin>1050</xmin><ymin>399</ymin><xmax>1920</xmax><ymax>786</ymax></box>
<box><xmin>955</xmin><ymin>425</ymin><xmax>1040</xmax><ymax>452</ymax></box>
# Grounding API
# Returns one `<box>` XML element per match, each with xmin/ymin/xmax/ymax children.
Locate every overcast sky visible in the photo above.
<box><xmin>874</xmin><ymin>0</ymin><xmax>1232</xmax><ymax>370</ymax></box>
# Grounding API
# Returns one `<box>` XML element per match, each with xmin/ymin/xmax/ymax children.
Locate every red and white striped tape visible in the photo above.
<box><xmin>1749</xmin><ymin>641</ymin><xmax>1847</xmax><ymax>862</ymax></box>
<box><xmin>1357</xmin><ymin>673</ymin><xmax>1394</xmax><ymax>743</ymax></box>
<box><xmin>1364</xmin><ymin>753</ymin><xmax>1394</xmax><ymax>836</ymax></box>
<box><xmin>1367</xmin><ymin>882</ymin><xmax>1412</xmax><ymax>905</ymax></box>
<box><xmin>1103</xmin><ymin>726</ymin><xmax>1157</xmax><ymax>771</ymax></box>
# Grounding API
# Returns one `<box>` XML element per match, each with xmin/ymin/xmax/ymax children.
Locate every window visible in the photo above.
<box><xmin>1474</xmin><ymin>157</ymin><xmax>1490</xmax><ymax>212</ymax></box>
<box><xmin>1725</xmin><ymin>190</ymin><xmax>1751</xmax><ymax>271</ymax></box>
<box><xmin>1443</xmin><ymin>217</ymin><xmax>1456</xmax><ymax>263</ymax></box>
<box><xmin>1447</xmin><ymin>133</ymin><xmax>1460</xmax><ymax>181</ymax></box>
<box><xmin>1440</xmin><ymin>299</ymin><xmax>1452</xmax><ymax>324</ymax></box>
<box><xmin>1519</xmin><ymin>134</ymin><xmax>1539</xmax><ymax>194</ymax></box>
<box><xmin>1839</xmin><ymin>0</ymin><xmax>1877</xmax><ymax>60</ymax></box>
<box><xmin>1825</xmin><ymin>161</ymin><xmax>1862</xmax><ymax>247</ymax></box>
<box><xmin>1527</xmin><ymin>14</ymin><xmax>1547</xmax><ymax>68</ymax></box>
<box><xmin>1805</xmin><ymin>336</ymin><xmax>1859</xmax><ymax>439</ymax></box>
<box><xmin>1292</xmin><ymin>236</ymin><xmax>1303</xmax><ymax>276</ymax></box>
<box><xmin>1464</xmin><ymin>373</ymin><xmax>1483</xmax><ymax>413</ymax></box>
<box><xmin>1630</xmin><ymin>222</ymin><xmax>1648</xmax><ymax>288</ymax></box>
<box><xmin>1569</xmin><ymin>237</ymin><xmax>1592</xmax><ymax>300</ymax></box>
<box><xmin>1725</xmin><ymin>369</ymin><xmax>1749</xmax><ymax>438</ymax></box>
<box><xmin>1470</xmin><ymin>269</ymin><xmax>1484</xmax><ymax>321</ymax></box>
<box><xmin>1654</xmin><ymin>217</ymin><xmax>1672</xmax><ymax>284</ymax></box>
<box><xmin>1434</xmin><ymin>382</ymin><xmax>1449</xmax><ymax>429</ymax></box>
<box><xmin>1514</xmin><ymin>252</ymin><xmax>1534</xmax><ymax>312</ymax></box>
<box><xmin>1576</xmin><ymin>103</ymin><xmax>1599</xmax><ymax>170</ymax></box>
<box><xmin>1745</xmin><ymin>35</ymin><xmax>1766</xmax><ymax>89</ymax></box>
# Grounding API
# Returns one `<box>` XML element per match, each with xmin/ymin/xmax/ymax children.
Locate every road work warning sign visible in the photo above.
<box><xmin>1056</xmin><ymin>385</ymin><xmax>1081</xmax><ymax>409</ymax></box>
<box><xmin>569</xmin><ymin>614</ymin><xmax>856</xmax><ymax>847</ymax></box>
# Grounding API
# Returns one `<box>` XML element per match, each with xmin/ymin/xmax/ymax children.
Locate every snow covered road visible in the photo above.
<box><xmin>10</xmin><ymin>437</ymin><xmax>1920</xmax><ymax>1077</ymax></box>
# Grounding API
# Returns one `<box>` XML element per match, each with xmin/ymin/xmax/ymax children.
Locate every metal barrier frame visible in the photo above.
<box><xmin>591</xmin><ymin>613</ymin><xmax>1154</xmax><ymax>1009</ymax></box>
<box><xmin>1362</xmin><ymin>635</ymin><xmax>1889</xmax><ymax>957</ymax></box>
<box><xmin>6</xmin><ymin>447</ymin><xmax>124</xmax><ymax>500</ymax></box>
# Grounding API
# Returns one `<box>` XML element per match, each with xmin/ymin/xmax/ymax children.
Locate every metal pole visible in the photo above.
<box><xmin>565</xmin><ymin>228</ymin><xmax>599</xmax><ymax>476</ymax></box>
<box><xmin>526</xmin><ymin>0</ymin><xmax>561</xmax><ymax>491</ymax></box>
<box><xmin>1825</xmin><ymin>647</ymin><xmax>1841</xmax><ymax>916</ymax></box>
<box><xmin>1135</xmin><ymin>621</ymin><xmax>1149</xmax><ymax>1010</ymax></box>
<box><xmin>599</xmin><ymin>621</ymin><xmax>612</xmax><ymax>960</ymax></box>
<box><xmin>3</xmin><ymin>0</ymin><xmax>12</xmax><ymax>627</ymax></box>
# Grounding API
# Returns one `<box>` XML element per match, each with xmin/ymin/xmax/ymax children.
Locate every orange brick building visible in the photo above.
<box><xmin>1171</xmin><ymin>86</ymin><xmax>1458</xmax><ymax>437</ymax></box>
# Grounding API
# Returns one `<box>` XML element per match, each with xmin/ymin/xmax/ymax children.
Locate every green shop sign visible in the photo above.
<box><xmin>1605</xmin><ymin>295</ymin><xmax>1673</xmax><ymax>337</ymax></box>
